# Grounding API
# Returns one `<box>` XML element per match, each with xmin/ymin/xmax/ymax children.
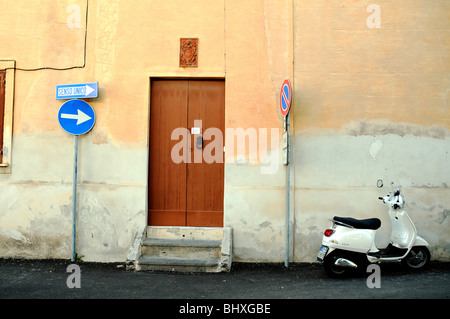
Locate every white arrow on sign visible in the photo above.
<box><xmin>85</xmin><ymin>84</ymin><xmax>95</xmax><ymax>96</ymax></box>
<box><xmin>61</xmin><ymin>109</ymin><xmax>92</xmax><ymax>125</ymax></box>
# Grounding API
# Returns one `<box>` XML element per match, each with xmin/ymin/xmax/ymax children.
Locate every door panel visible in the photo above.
<box><xmin>148</xmin><ymin>80</ymin><xmax>224</xmax><ymax>227</ymax></box>
<box><xmin>187</xmin><ymin>81</ymin><xmax>225</xmax><ymax>227</ymax></box>
<box><xmin>148</xmin><ymin>81</ymin><xmax>188</xmax><ymax>226</ymax></box>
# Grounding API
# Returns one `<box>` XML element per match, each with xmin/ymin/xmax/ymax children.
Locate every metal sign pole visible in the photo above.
<box><xmin>280</xmin><ymin>78</ymin><xmax>292</xmax><ymax>268</ymax></box>
<box><xmin>285</xmin><ymin>112</ymin><xmax>290</xmax><ymax>268</ymax></box>
<box><xmin>57</xmin><ymin>91</ymin><xmax>97</xmax><ymax>263</ymax></box>
<box><xmin>71</xmin><ymin>135</ymin><xmax>79</xmax><ymax>262</ymax></box>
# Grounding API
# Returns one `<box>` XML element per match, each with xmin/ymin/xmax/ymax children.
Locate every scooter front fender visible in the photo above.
<box><xmin>414</xmin><ymin>235</ymin><xmax>429</xmax><ymax>247</ymax></box>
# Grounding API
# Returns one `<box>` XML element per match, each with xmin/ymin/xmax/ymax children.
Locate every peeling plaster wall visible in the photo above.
<box><xmin>293</xmin><ymin>130</ymin><xmax>450</xmax><ymax>262</ymax></box>
<box><xmin>290</xmin><ymin>0</ymin><xmax>450</xmax><ymax>262</ymax></box>
<box><xmin>222</xmin><ymin>0</ymin><xmax>292</xmax><ymax>262</ymax></box>
<box><xmin>0</xmin><ymin>133</ymin><xmax>147</xmax><ymax>261</ymax></box>
<box><xmin>0</xmin><ymin>0</ymin><xmax>227</xmax><ymax>262</ymax></box>
<box><xmin>1</xmin><ymin>0</ymin><xmax>449</xmax><ymax>263</ymax></box>
<box><xmin>226</xmin><ymin>0</ymin><xmax>450</xmax><ymax>263</ymax></box>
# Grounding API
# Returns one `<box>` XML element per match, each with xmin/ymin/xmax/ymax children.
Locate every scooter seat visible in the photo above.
<box><xmin>333</xmin><ymin>216</ymin><xmax>381</xmax><ymax>230</ymax></box>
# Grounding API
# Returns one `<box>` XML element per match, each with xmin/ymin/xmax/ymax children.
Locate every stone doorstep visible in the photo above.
<box><xmin>135</xmin><ymin>256</ymin><xmax>223</xmax><ymax>273</ymax></box>
<box><xmin>127</xmin><ymin>226</ymin><xmax>233</xmax><ymax>273</ymax></box>
<box><xmin>142</xmin><ymin>238</ymin><xmax>222</xmax><ymax>248</ymax></box>
<box><xmin>137</xmin><ymin>256</ymin><xmax>220</xmax><ymax>267</ymax></box>
<box><xmin>141</xmin><ymin>238</ymin><xmax>222</xmax><ymax>259</ymax></box>
<box><xmin>146</xmin><ymin>226</ymin><xmax>224</xmax><ymax>241</ymax></box>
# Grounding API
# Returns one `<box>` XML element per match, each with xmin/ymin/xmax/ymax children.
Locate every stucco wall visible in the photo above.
<box><xmin>0</xmin><ymin>0</ymin><xmax>227</xmax><ymax>261</ymax></box>
<box><xmin>226</xmin><ymin>0</ymin><xmax>450</xmax><ymax>262</ymax></box>
<box><xmin>0</xmin><ymin>0</ymin><xmax>448</xmax><ymax>262</ymax></box>
<box><xmin>291</xmin><ymin>0</ymin><xmax>450</xmax><ymax>262</ymax></box>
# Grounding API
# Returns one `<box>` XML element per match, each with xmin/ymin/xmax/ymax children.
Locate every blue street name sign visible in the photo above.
<box><xmin>56</xmin><ymin>82</ymin><xmax>98</xmax><ymax>100</ymax></box>
<box><xmin>58</xmin><ymin>99</ymin><xmax>95</xmax><ymax>135</ymax></box>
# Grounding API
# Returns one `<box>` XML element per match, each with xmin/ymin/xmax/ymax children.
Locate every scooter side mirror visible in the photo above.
<box><xmin>377</xmin><ymin>179</ymin><xmax>383</xmax><ymax>188</ymax></box>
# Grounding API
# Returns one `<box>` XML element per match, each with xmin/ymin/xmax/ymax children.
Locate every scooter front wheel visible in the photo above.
<box><xmin>402</xmin><ymin>246</ymin><xmax>430</xmax><ymax>270</ymax></box>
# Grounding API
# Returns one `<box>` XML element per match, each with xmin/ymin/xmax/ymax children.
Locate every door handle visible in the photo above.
<box><xmin>196</xmin><ymin>136</ymin><xmax>203</xmax><ymax>149</ymax></box>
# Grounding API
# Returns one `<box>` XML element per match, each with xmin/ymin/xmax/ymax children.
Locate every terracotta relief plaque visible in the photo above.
<box><xmin>180</xmin><ymin>38</ymin><xmax>198</xmax><ymax>67</ymax></box>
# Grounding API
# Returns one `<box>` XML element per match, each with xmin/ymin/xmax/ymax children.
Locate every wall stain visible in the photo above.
<box><xmin>435</xmin><ymin>209</ymin><xmax>450</xmax><ymax>225</ymax></box>
<box><xmin>344</xmin><ymin>120</ymin><xmax>448</xmax><ymax>139</ymax></box>
<box><xmin>0</xmin><ymin>233</ymin><xmax>69</xmax><ymax>259</ymax></box>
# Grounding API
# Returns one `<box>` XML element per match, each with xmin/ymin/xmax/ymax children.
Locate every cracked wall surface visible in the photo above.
<box><xmin>1</xmin><ymin>0</ymin><xmax>449</xmax><ymax>262</ymax></box>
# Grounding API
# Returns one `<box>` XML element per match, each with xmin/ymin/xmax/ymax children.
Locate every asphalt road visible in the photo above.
<box><xmin>0</xmin><ymin>258</ymin><xmax>448</xmax><ymax>315</ymax></box>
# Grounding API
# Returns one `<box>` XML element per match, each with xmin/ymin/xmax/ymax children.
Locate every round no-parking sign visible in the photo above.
<box><xmin>279</xmin><ymin>78</ymin><xmax>292</xmax><ymax>117</ymax></box>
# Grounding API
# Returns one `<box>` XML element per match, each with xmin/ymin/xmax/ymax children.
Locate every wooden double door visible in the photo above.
<box><xmin>148</xmin><ymin>80</ymin><xmax>225</xmax><ymax>227</ymax></box>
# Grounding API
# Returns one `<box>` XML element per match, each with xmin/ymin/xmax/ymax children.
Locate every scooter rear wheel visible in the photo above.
<box><xmin>402</xmin><ymin>246</ymin><xmax>430</xmax><ymax>270</ymax></box>
<box><xmin>323</xmin><ymin>252</ymin><xmax>352</xmax><ymax>278</ymax></box>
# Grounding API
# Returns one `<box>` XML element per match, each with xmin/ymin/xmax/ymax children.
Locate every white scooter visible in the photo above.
<box><xmin>317</xmin><ymin>180</ymin><xmax>430</xmax><ymax>278</ymax></box>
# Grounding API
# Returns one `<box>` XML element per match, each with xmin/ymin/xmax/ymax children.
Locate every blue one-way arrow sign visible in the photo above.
<box><xmin>56</xmin><ymin>82</ymin><xmax>98</xmax><ymax>100</ymax></box>
<box><xmin>58</xmin><ymin>100</ymin><xmax>95</xmax><ymax>135</ymax></box>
